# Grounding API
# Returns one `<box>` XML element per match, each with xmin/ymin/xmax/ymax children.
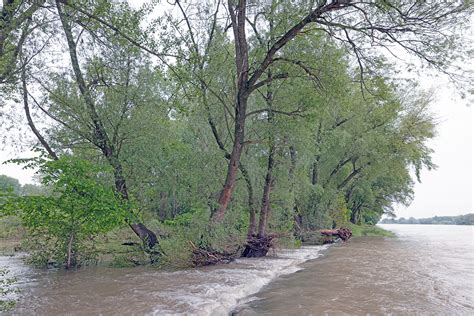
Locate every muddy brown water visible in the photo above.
<box><xmin>0</xmin><ymin>245</ymin><xmax>329</xmax><ymax>315</ymax></box>
<box><xmin>235</xmin><ymin>224</ymin><xmax>474</xmax><ymax>315</ymax></box>
<box><xmin>1</xmin><ymin>224</ymin><xmax>473</xmax><ymax>315</ymax></box>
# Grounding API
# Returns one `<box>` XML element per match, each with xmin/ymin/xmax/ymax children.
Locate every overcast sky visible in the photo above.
<box><xmin>394</xmin><ymin>81</ymin><xmax>472</xmax><ymax>218</ymax></box>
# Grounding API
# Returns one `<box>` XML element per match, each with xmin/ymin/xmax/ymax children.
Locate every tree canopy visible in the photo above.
<box><xmin>0</xmin><ymin>0</ymin><xmax>471</xmax><ymax>266</ymax></box>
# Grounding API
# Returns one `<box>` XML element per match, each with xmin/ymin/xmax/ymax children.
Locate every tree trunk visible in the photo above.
<box><xmin>350</xmin><ymin>203</ymin><xmax>362</xmax><ymax>224</ymax></box>
<box><xmin>66</xmin><ymin>232</ymin><xmax>75</xmax><ymax>269</ymax></box>
<box><xmin>311</xmin><ymin>120</ymin><xmax>322</xmax><ymax>185</ymax></box>
<box><xmin>56</xmin><ymin>0</ymin><xmax>157</xmax><ymax>249</ymax></box>
<box><xmin>204</xmin><ymin>84</ymin><xmax>255</xmax><ymax>234</ymax></box>
<box><xmin>257</xmin><ymin>143</ymin><xmax>276</xmax><ymax>238</ymax></box>
<box><xmin>239</xmin><ymin>163</ymin><xmax>256</xmax><ymax>237</ymax></box>
<box><xmin>257</xmin><ymin>65</ymin><xmax>275</xmax><ymax>238</ymax></box>
<box><xmin>130</xmin><ymin>223</ymin><xmax>157</xmax><ymax>249</ymax></box>
<box><xmin>212</xmin><ymin>95</ymin><xmax>247</xmax><ymax>222</ymax></box>
<box><xmin>107</xmin><ymin>154</ymin><xmax>158</xmax><ymax>249</ymax></box>
<box><xmin>213</xmin><ymin>138</ymin><xmax>243</xmax><ymax>222</ymax></box>
<box><xmin>212</xmin><ymin>0</ymin><xmax>250</xmax><ymax>222</ymax></box>
<box><xmin>244</xmin><ymin>65</ymin><xmax>275</xmax><ymax>257</ymax></box>
<box><xmin>320</xmin><ymin>227</ymin><xmax>352</xmax><ymax>242</ymax></box>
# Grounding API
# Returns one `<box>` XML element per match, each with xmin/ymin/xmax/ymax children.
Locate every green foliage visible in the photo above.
<box><xmin>158</xmin><ymin>206</ymin><xmax>247</xmax><ymax>267</ymax></box>
<box><xmin>0</xmin><ymin>215</ymin><xmax>22</xmax><ymax>240</ymax></box>
<box><xmin>329</xmin><ymin>195</ymin><xmax>351</xmax><ymax>228</ymax></box>
<box><xmin>1</xmin><ymin>0</ymin><xmax>457</xmax><ymax>268</ymax></box>
<box><xmin>0</xmin><ymin>267</ymin><xmax>19</xmax><ymax>312</ymax></box>
<box><xmin>0</xmin><ymin>175</ymin><xmax>21</xmax><ymax>194</ymax></box>
<box><xmin>1</xmin><ymin>157</ymin><xmax>127</xmax><ymax>268</ymax></box>
<box><xmin>158</xmin><ymin>207</ymin><xmax>211</xmax><ymax>267</ymax></box>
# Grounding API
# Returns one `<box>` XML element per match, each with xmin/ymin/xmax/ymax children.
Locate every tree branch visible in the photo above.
<box><xmin>247</xmin><ymin>1</ymin><xmax>349</xmax><ymax>88</ymax></box>
<box><xmin>21</xmin><ymin>67</ymin><xmax>58</xmax><ymax>160</ymax></box>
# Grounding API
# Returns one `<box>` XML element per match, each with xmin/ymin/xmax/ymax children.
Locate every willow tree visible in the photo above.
<box><xmin>0</xmin><ymin>0</ymin><xmax>46</xmax><ymax>84</ymax></box>
<box><xmin>0</xmin><ymin>0</ymin><xmax>162</xmax><ymax>249</ymax></box>
<box><xmin>145</xmin><ymin>0</ymin><xmax>472</xmax><ymax>224</ymax></box>
<box><xmin>1</xmin><ymin>0</ymin><xmax>471</xmax><ymax>259</ymax></box>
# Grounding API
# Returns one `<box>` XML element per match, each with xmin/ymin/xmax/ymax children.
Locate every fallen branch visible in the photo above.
<box><xmin>320</xmin><ymin>227</ymin><xmax>352</xmax><ymax>242</ymax></box>
<box><xmin>189</xmin><ymin>241</ymin><xmax>237</xmax><ymax>267</ymax></box>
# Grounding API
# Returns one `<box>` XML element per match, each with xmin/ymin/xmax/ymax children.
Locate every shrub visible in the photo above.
<box><xmin>0</xmin><ymin>268</ymin><xmax>18</xmax><ymax>312</ymax></box>
<box><xmin>1</xmin><ymin>157</ymin><xmax>128</xmax><ymax>268</ymax></box>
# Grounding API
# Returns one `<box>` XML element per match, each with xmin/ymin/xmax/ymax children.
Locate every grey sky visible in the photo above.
<box><xmin>395</xmin><ymin>82</ymin><xmax>472</xmax><ymax>218</ymax></box>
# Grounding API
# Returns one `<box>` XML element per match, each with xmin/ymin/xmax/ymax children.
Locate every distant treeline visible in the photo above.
<box><xmin>380</xmin><ymin>214</ymin><xmax>474</xmax><ymax>225</ymax></box>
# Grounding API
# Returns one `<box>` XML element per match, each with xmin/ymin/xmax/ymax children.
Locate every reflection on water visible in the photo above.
<box><xmin>236</xmin><ymin>224</ymin><xmax>474</xmax><ymax>315</ymax></box>
<box><xmin>1</xmin><ymin>225</ymin><xmax>473</xmax><ymax>315</ymax></box>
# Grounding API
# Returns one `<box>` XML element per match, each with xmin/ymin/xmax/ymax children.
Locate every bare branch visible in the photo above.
<box><xmin>249</xmin><ymin>72</ymin><xmax>289</xmax><ymax>92</ymax></box>
<box><xmin>246</xmin><ymin>108</ymin><xmax>306</xmax><ymax>118</ymax></box>
<box><xmin>21</xmin><ymin>67</ymin><xmax>58</xmax><ymax>160</ymax></box>
<box><xmin>247</xmin><ymin>1</ymin><xmax>350</xmax><ymax>88</ymax></box>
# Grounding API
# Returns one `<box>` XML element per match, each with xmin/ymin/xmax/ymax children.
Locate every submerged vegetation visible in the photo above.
<box><xmin>0</xmin><ymin>0</ymin><xmax>472</xmax><ymax>269</ymax></box>
<box><xmin>0</xmin><ymin>267</ymin><xmax>18</xmax><ymax>312</ymax></box>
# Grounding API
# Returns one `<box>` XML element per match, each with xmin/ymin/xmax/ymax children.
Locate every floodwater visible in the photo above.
<box><xmin>0</xmin><ymin>245</ymin><xmax>328</xmax><ymax>315</ymax></box>
<box><xmin>236</xmin><ymin>224</ymin><xmax>474</xmax><ymax>315</ymax></box>
<box><xmin>1</xmin><ymin>224</ymin><xmax>473</xmax><ymax>315</ymax></box>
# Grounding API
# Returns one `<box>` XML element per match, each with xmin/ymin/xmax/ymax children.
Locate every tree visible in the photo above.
<box><xmin>2</xmin><ymin>156</ymin><xmax>128</xmax><ymax>268</ymax></box>
<box><xmin>0</xmin><ymin>0</ymin><xmax>466</xmax><ymax>264</ymax></box>
<box><xmin>1</xmin><ymin>0</ymin><xmax>162</xmax><ymax>249</ymax></box>
<box><xmin>0</xmin><ymin>175</ymin><xmax>21</xmax><ymax>194</ymax></box>
<box><xmin>152</xmin><ymin>0</ymin><xmax>471</xmax><ymax>224</ymax></box>
<box><xmin>0</xmin><ymin>0</ymin><xmax>45</xmax><ymax>84</ymax></box>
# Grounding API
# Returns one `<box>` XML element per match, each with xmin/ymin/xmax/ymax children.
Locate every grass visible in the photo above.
<box><xmin>349</xmin><ymin>223</ymin><xmax>395</xmax><ymax>237</ymax></box>
<box><xmin>0</xmin><ymin>216</ymin><xmax>23</xmax><ymax>239</ymax></box>
<box><xmin>0</xmin><ymin>216</ymin><xmax>24</xmax><ymax>255</ymax></box>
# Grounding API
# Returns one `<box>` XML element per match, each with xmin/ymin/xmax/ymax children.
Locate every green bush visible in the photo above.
<box><xmin>0</xmin><ymin>267</ymin><xmax>19</xmax><ymax>312</ymax></box>
<box><xmin>1</xmin><ymin>157</ymin><xmax>128</xmax><ymax>268</ymax></box>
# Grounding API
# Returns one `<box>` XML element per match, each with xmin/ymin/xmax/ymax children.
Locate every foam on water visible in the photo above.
<box><xmin>152</xmin><ymin>245</ymin><xmax>328</xmax><ymax>315</ymax></box>
<box><xmin>1</xmin><ymin>245</ymin><xmax>329</xmax><ymax>315</ymax></box>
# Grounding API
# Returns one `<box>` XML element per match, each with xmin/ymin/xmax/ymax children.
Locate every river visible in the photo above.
<box><xmin>236</xmin><ymin>224</ymin><xmax>474</xmax><ymax>315</ymax></box>
<box><xmin>1</xmin><ymin>224</ymin><xmax>473</xmax><ymax>315</ymax></box>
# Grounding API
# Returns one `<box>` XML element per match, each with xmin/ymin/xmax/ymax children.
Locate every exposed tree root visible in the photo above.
<box><xmin>320</xmin><ymin>227</ymin><xmax>352</xmax><ymax>242</ymax></box>
<box><xmin>241</xmin><ymin>235</ymin><xmax>275</xmax><ymax>258</ymax></box>
<box><xmin>189</xmin><ymin>241</ymin><xmax>236</xmax><ymax>267</ymax></box>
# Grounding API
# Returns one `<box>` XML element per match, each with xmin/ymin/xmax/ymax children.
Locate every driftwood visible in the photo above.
<box><xmin>241</xmin><ymin>235</ymin><xmax>275</xmax><ymax>258</ymax></box>
<box><xmin>320</xmin><ymin>227</ymin><xmax>352</xmax><ymax>242</ymax></box>
<box><xmin>190</xmin><ymin>241</ymin><xmax>236</xmax><ymax>267</ymax></box>
<box><xmin>122</xmin><ymin>241</ymin><xmax>141</xmax><ymax>246</ymax></box>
